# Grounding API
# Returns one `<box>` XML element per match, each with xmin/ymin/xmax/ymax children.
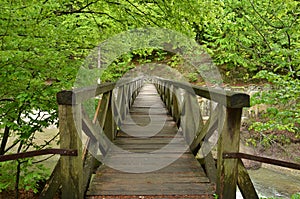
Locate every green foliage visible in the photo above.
<box><xmin>0</xmin><ymin>159</ymin><xmax>50</xmax><ymax>193</ymax></box>
<box><xmin>186</xmin><ymin>72</ymin><xmax>199</xmax><ymax>83</ymax></box>
<box><xmin>101</xmin><ymin>54</ymin><xmax>136</xmax><ymax>82</ymax></box>
<box><xmin>198</xmin><ymin>0</ymin><xmax>300</xmax><ymax>79</ymax></box>
<box><xmin>0</xmin><ymin>0</ymin><xmax>102</xmax><ymax>193</ymax></box>
<box><xmin>168</xmin><ymin>55</ymin><xmax>183</xmax><ymax>68</ymax></box>
<box><xmin>0</xmin><ymin>0</ymin><xmax>98</xmax><ymax>155</ymax></box>
<box><xmin>249</xmin><ymin>71</ymin><xmax>300</xmax><ymax>146</ymax></box>
<box><xmin>291</xmin><ymin>193</ymin><xmax>300</xmax><ymax>199</ymax></box>
<box><xmin>213</xmin><ymin>193</ymin><xmax>219</xmax><ymax>199</ymax></box>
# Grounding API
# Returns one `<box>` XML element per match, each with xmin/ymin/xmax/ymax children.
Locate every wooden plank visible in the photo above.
<box><xmin>39</xmin><ymin>159</ymin><xmax>61</xmax><ymax>199</ymax></box>
<box><xmin>190</xmin><ymin>104</ymin><xmax>221</xmax><ymax>155</ymax></box>
<box><xmin>83</xmin><ymin>144</ymin><xmax>100</xmax><ymax>195</ymax></box>
<box><xmin>86</xmin><ymin>195</ymin><xmax>213</xmax><ymax>198</ymax></box>
<box><xmin>203</xmin><ymin>152</ymin><xmax>217</xmax><ymax>184</ymax></box>
<box><xmin>223</xmin><ymin>152</ymin><xmax>300</xmax><ymax>170</ymax></box>
<box><xmin>171</xmin><ymin>88</ymin><xmax>181</xmax><ymax>126</ymax></box>
<box><xmin>96</xmin><ymin>92</ymin><xmax>110</xmax><ymax>127</ymax></box>
<box><xmin>103</xmin><ymin>91</ymin><xmax>115</xmax><ymax>140</ymax></box>
<box><xmin>82</xmin><ymin>110</ymin><xmax>109</xmax><ymax>155</ymax></box>
<box><xmin>237</xmin><ymin>159</ymin><xmax>259</xmax><ymax>199</ymax></box>
<box><xmin>0</xmin><ymin>149</ymin><xmax>77</xmax><ymax>162</ymax></box>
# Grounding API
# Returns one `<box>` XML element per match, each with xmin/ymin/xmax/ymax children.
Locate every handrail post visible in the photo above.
<box><xmin>59</xmin><ymin>104</ymin><xmax>83</xmax><ymax>199</ymax></box>
<box><xmin>104</xmin><ymin>91</ymin><xmax>116</xmax><ymax>140</ymax></box>
<box><xmin>216</xmin><ymin>107</ymin><xmax>242</xmax><ymax>199</ymax></box>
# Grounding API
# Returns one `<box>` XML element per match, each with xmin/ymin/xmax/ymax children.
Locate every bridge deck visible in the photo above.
<box><xmin>86</xmin><ymin>84</ymin><xmax>215</xmax><ymax>198</ymax></box>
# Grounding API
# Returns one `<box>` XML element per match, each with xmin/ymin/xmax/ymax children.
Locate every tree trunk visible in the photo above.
<box><xmin>0</xmin><ymin>125</ymin><xmax>10</xmax><ymax>155</ymax></box>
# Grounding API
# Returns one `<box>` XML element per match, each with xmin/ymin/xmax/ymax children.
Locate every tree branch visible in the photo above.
<box><xmin>243</xmin><ymin>14</ymin><xmax>272</xmax><ymax>50</ymax></box>
<box><xmin>54</xmin><ymin>10</ymin><xmax>122</xmax><ymax>22</ymax></box>
<box><xmin>124</xmin><ymin>0</ymin><xmax>160</xmax><ymax>26</ymax></box>
<box><xmin>248</xmin><ymin>0</ymin><xmax>285</xmax><ymax>29</ymax></box>
<box><xmin>0</xmin><ymin>98</ymin><xmax>15</xmax><ymax>102</ymax></box>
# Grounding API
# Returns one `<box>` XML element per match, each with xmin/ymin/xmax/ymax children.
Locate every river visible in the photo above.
<box><xmin>236</xmin><ymin>166</ymin><xmax>300</xmax><ymax>198</ymax></box>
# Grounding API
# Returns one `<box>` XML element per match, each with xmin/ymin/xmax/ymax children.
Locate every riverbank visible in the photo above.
<box><xmin>239</xmin><ymin>131</ymin><xmax>300</xmax><ymax>198</ymax></box>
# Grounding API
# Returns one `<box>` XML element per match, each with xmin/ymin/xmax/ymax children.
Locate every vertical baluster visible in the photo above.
<box><xmin>104</xmin><ymin>91</ymin><xmax>115</xmax><ymax>141</ymax></box>
<box><xmin>171</xmin><ymin>86</ymin><xmax>181</xmax><ymax>127</ymax></box>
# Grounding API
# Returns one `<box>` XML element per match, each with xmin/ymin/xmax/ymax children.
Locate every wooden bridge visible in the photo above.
<box><xmin>39</xmin><ymin>76</ymin><xmax>257</xmax><ymax>199</ymax></box>
<box><xmin>1</xmin><ymin>76</ymin><xmax>299</xmax><ymax>198</ymax></box>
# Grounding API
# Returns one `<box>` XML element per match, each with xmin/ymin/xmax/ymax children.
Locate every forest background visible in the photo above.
<box><xmin>0</xmin><ymin>0</ymin><xmax>299</xmax><ymax>196</ymax></box>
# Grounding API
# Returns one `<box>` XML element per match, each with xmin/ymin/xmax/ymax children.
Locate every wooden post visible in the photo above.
<box><xmin>120</xmin><ymin>86</ymin><xmax>126</xmax><ymax>121</ymax></box>
<box><xmin>181</xmin><ymin>92</ymin><xmax>201</xmax><ymax>145</ymax></box>
<box><xmin>165</xmin><ymin>83</ymin><xmax>171</xmax><ymax>112</ymax></box>
<box><xmin>129</xmin><ymin>82</ymin><xmax>135</xmax><ymax>107</ymax></box>
<box><xmin>59</xmin><ymin>104</ymin><xmax>83</xmax><ymax>199</ymax></box>
<box><xmin>104</xmin><ymin>91</ymin><xmax>115</xmax><ymax>141</ymax></box>
<box><xmin>171</xmin><ymin>87</ymin><xmax>180</xmax><ymax>126</ymax></box>
<box><xmin>217</xmin><ymin>107</ymin><xmax>242</xmax><ymax>199</ymax></box>
<box><xmin>97</xmin><ymin>92</ymin><xmax>110</xmax><ymax>127</ymax></box>
<box><xmin>96</xmin><ymin>92</ymin><xmax>115</xmax><ymax>141</ymax></box>
<box><xmin>162</xmin><ymin>82</ymin><xmax>166</xmax><ymax>102</ymax></box>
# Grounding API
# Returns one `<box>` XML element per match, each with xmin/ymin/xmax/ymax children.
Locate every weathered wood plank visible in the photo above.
<box><xmin>103</xmin><ymin>91</ymin><xmax>116</xmax><ymax>140</ymax></box>
<box><xmin>237</xmin><ymin>159</ymin><xmax>259</xmax><ymax>199</ymax></box>
<box><xmin>203</xmin><ymin>152</ymin><xmax>217</xmax><ymax>184</ymax></box>
<box><xmin>39</xmin><ymin>159</ymin><xmax>61</xmax><ymax>199</ymax></box>
<box><xmin>190</xmin><ymin>104</ymin><xmax>219</xmax><ymax>154</ymax></box>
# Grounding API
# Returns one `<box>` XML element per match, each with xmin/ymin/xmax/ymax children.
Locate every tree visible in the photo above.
<box><xmin>0</xmin><ymin>0</ymin><xmax>102</xmax><ymax>195</ymax></box>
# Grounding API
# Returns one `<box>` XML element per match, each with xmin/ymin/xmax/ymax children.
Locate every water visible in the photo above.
<box><xmin>237</xmin><ymin>167</ymin><xmax>300</xmax><ymax>198</ymax></box>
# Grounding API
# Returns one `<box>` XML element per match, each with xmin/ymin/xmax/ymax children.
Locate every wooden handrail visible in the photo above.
<box><xmin>152</xmin><ymin>76</ymin><xmax>250</xmax><ymax>108</ymax></box>
<box><xmin>0</xmin><ymin>149</ymin><xmax>77</xmax><ymax>162</ymax></box>
<box><xmin>223</xmin><ymin>152</ymin><xmax>300</xmax><ymax>170</ymax></box>
<box><xmin>57</xmin><ymin>82</ymin><xmax>116</xmax><ymax>105</ymax></box>
<box><xmin>57</xmin><ymin>77</ymin><xmax>144</xmax><ymax>105</ymax></box>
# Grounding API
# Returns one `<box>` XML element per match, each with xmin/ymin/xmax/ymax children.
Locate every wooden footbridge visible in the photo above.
<box><xmin>1</xmin><ymin>76</ymin><xmax>300</xmax><ymax>198</ymax></box>
<box><xmin>40</xmin><ymin>76</ymin><xmax>257</xmax><ymax>199</ymax></box>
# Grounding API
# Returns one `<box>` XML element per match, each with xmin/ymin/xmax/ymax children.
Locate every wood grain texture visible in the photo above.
<box><xmin>216</xmin><ymin>107</ymin><xmax>242</xmax><ymax>199</ymax></box>
<box><xmin>86</xmin><ymin>84</ymin><xmax>215</xmax><ymax>198</ymax></box>
<box><xmin>59</xmin><ymin>105</ymin><xmax>84</xmax><ymax>199</ymax></box>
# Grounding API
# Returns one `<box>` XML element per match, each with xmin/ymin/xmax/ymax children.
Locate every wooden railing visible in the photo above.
<box><xmin>152</xmin><ymin>77</ymin><xmax>257</xmax><ymax>199</ymax></box>
<box><xmin>40</xmin><ymin>77</ymin><xmax>144</xmax><ymax>199</ymax></box>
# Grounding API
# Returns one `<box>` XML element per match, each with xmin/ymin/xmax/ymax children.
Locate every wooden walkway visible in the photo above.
<box><xmin>86</xmin><ymin>84</ymin><xmax>215</xmax><ymax>198</ymax></box>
